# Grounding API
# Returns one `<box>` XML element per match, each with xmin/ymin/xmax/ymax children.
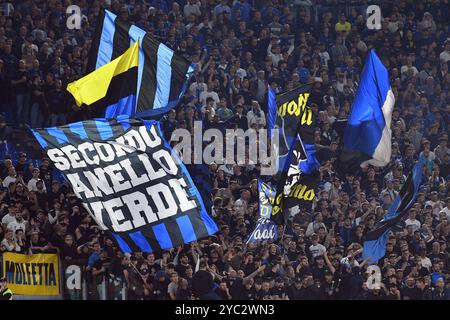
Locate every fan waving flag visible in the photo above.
<box><xmin>362</xmin><ymin>157</ymin><xmax>424</xmax><ymax>264</ymax></box>
<box><xmin>30</xmin><ymin>117</ymin><xmax>218</xmax><ymax>253</ymax></box>
<box><xmin>67</xmin><ymin>41</ymin><xmax>139</xmax><ymax>118</ymax></box>
<box><xmin>87</xmin><ymin>9</ymin><xmax>195</xmax><ymax>118</ymax></box>
<box><xmin>340</xmin><ymin>49</ymin><xmax>394</xmax><ymax>172</ymax></box>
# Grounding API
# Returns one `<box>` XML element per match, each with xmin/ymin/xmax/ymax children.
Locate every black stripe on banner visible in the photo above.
<box><xmin>396</xmin><ymin>173</ymin><xmax>416</xmax><ymax>213</ymax></box>
<box><xmin>336</xmin><ymin>147</ymin><xmax>371</xmax><ymax>177</ymax></box>
<box><xmin>164</xmin><ymin>219</ymin><xmax>185</xmax><ymax>248</ymax></box>
<box><xmin>119</xmin><ymin>232</ymin><xmax>141</xmax><ymax>252</ymax></box>
<box><xmin>89</xmin><ymin>66</ymin><xmax>138</xmax><ymax>118</ymax></box>
<box><xmin>84</xmin><ymin>119</ymin><xmax>103</xmax><ymax>142</ymax></box>
<box><xmin>108</xmin><ymin>118</ymin><xmax>125</xmax><ymax>137</ymax></box>
<box><xmin>187</xmin><ymin>210</ymin><xmax>209</xmax><ymax>241</ymax></box>
<box><xmin>111</xmin><ymin>17</ymin><xmax>131</xmax><ymax>60</ymax></box>
<box><xmin>136</xmin><ymin>34</ymin><xmax>159</xmax><ymax>114</ymax></box>
<box><xmin>38</xmin><ymin>130</ymin><xmax>62</xmax><ymax>149</ymax></box>
<box><xmin>168</xmin><ymin>52</ymin><xmax>191</xmax><ymax>102</ymax></box>
<box><xmin>140</xmin><ymin>227</ymin><xmax>162</xmax><ymax>253</ymax></box>
<box><xmin>364</xmin><ymin>173</ymin><xmax>415</xmax><ymax>241</ymax></box>
<box><xmin>86</xmin><ymin>9</ymin><xmax>105</xmax><ymax>73</ymax></box>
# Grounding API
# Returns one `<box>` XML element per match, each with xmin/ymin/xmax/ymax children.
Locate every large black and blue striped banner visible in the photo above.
<box><xmin>31</xmin><ymin>117</ymin><xmax>218</xmax><ymax>253</ymax></box>
<box><xmin>87</xmin><ymin>9</ymin><xmax>194</xmax><ymax>118</ymax></box>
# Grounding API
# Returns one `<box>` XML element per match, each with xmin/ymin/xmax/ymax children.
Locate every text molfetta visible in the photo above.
<box><xmin>2</xmin><ymin>253</ymin><xmax>60</xmax><ymax>295</ymax></box>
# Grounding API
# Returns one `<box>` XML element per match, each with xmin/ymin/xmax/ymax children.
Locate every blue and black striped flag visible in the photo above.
<box><xmin>87</xmin><ymin>9</ymin><xmax>195</xmax><ymax>118</ymax></box>
<box><xmin>268</xmin><ymin>84</ymin><xmax>319</xmax><ymax>225</ymax></box>
<box><xmin>362</xmin><ymin>157</ymin><xmax>423</xmax><ymax>264</ymax></box>
<box><xmin>31</xmin><ymin>117</ymin><xmax>218</xmax><ymax>253</ymax></box>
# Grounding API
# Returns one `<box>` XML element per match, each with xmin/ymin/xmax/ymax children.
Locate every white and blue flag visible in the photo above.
<box><xmin>341</xmin><ymin>50</ymin><xmax>394</xmax><ymax>171</ymax></box>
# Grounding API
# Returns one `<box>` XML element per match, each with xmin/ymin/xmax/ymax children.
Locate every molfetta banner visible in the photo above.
<box><xmin>31</xmin><ymin>116</ymin><xmax>218</xmax><ymax>253</ymax></box>
<box><xmin>2</xmin><ymin>253</ymin><xmax>60</xmax><ymax>295</ymax></box>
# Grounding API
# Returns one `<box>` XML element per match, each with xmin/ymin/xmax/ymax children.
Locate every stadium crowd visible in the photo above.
<box><xmin>0</xmin><ymin>0</ymin><xmax>450</xmax><ymax>300</ymax></box>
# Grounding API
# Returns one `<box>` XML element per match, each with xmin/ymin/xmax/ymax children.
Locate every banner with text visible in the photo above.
<box><xmin>2</xmin><ymin>252</ymin><xmax>60</xmax><ymax>295</ymax></box>
<box><xmin>31</xmin><ymin>116</ymin><xmax>218</xmax><ymax>253</ymax></box>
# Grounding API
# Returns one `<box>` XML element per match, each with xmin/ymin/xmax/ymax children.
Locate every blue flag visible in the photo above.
<box><xmin>363</xmin><ymin>157</ymin><xmax>424</xmax><ymax>264</ymax></box>
<box><xmin>340</xmin><ymin>49</ymin><xmax>394</xmax><ymax>172</ymax></box>
<box><xmin>87</xmin><ymin>9</ymin><xmax>195</xmax><ymax>118</ymax></box>
<box><xmin>247</xmin><ymin>180</ymin><xmax>278</xmax><ymax>244</ymax></box>
<box><xmin>268</xmin><ymin>84</ymin><xmax>319</xmax><ymax>225</ymax></box>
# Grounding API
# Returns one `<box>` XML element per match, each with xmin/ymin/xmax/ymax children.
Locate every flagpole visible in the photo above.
<box><xmin>279</xmin><ymin>224</ymin><xmax>287</xmax><ymax>256</ymax></box>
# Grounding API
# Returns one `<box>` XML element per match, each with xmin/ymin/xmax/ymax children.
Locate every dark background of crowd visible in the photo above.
<box><xmin>0</xmin><ymin>0</ymin><xmax>449</xmax><ymax>300</ymax></box>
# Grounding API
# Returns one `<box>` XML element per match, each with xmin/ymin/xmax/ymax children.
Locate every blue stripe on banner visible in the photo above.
<box><xmin>300</xmin><ymin>143</ymin><xmax>320</xmax><ymax>174</ymax></box>
<box><xmin>94</xmin><ymin>119</ymin><xmax>114</xmax><ymax>140</ymax></box>
<box><xmin>104</xmin><ymin>95</ymin><xmax>136</xmax><ymax>118</ymax></box>
<box><xmin>96</xmin><ymin>10</ymin><xmax>117</xmax><ymax>69</ymax></box>
<box><xmin>128</xmin><ymin>25</ymin><xmax>146</xmax><ymax>102</ymax></box>
<box><xmin>113</xmin><ymin>233</ymin><xmax>131</xmax><ymax>253</ymax></box>
<box><xmin>46</xmin><ymin>127</ymin><xmax>69</xmax><ymax>144</ymax></box>
<box><xmin>176</xmin><ymin>215</ymin><xmax>197</xmax><ymax>244</ymax></box>
<box><xmin>201</xmin><ymin>210</ymin><xmax>219</xmax><ymax>236</ymax></box>
<box><xmin>154</xmin><ymin>44</ymin><xmax>174</xmax><ymax>110</ymax></box>
<box><xmin>116</xmin><ymin>114</ymin><xmax>131</xmax><ymax>131</ymax></box>
<box><xmin>152</xmin><ymin>223</ymin><xmax>173</xmax><ymax>249</ymax></box>
<box><xmin>68</xmin><ymin>122</ymin><xmax>88</xmax><ymax>140</ymax></box>
<box><xmin>31</xmin><ymin>130</ymin><xmax>48</xmax><ymax>148</ymax></box>
<box><xmin>362</xmin><ymin>229</ymin><xmax>389</xmax><ymax>263</ymax></box>
<box><xmin>267</xmin><ymin>87</ymin><xmax>276</xmax><ymax>132</ymax></box>
<box><xmin>129</xmin><ymin>230</ymin><xmax>153</xmax><ymax>252</ymax></box>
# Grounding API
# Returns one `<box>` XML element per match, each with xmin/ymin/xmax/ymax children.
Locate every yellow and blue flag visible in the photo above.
<box><xmin>67</xmin><ymin>41</ymin><xmax>139</xmax><ymax>118</ymax></box>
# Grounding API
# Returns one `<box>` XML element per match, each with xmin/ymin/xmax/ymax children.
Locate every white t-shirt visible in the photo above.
<box><xmin>247</xmin><ymin>109</ymin><xmax>266</xmax><ymax>128</ymax></box>
<box><xmin>420</xmin><ymin>256</ymin><xmax>432</xmax><ymax>270</ymax></box>
<box><xmin>1</xmin><ymin>238</ymin><xmax>20</xmax><ymax>252</ymax></box>
<box><xmin>7</xmin><ymin>219</ymin><xmax>27</xmax><ymax>236</ymax></box>
<box><xmin>168</xmin><ymin>282</ymin><xmax>179</xmax><ymax>298</ymax></box>
<box><xmin>404</xmin><ymin>218</ymin><xmax>421</xmax><ymax>232</ymax></box>
<box><xmin>233</xmin><ymin>198</ymin><xmax>247</xmax><ymax>215</ymax></box>
<box><xmin>440</xmin><ymin>50</ymin><xmax>450</xmax><ymax>63</ymax></box>
<box><xmin>309</xmin><ymin>243</ymin><xmax>326</xmax><ymax>258</ymax></box>
<box><xmin>236</xmin><ymin>67</ymin><xmax>247</xmax><ymax>81</ymax></box>
<box><xmin>319</xmin><ymin>51</ymin><xmax>330</xmax><ymax>67</ymax></box>
<box><xmin>400</xmin><ymin>65</ymin><xmax>418</xmax><ymax>78</ymax></box>
<box><xmin>189</xmin><ymin>81</ymin><xmax>207</xmax><ymax>98</ymax></box>
<box><xmin>440</xmin><ymin>207</ymin><xmax>450</xmax><ymax>222</ymax></box>
<box><xmin>341</xmin><ymin>256</ymin><xmax>360</xmax><ymax>268</ymax></box>
<box><xmin>2</xmin><ymin>176</ymin><xmax>16</xmax><ymax>188</ymax></box>
<box><xmin>218</xmin><ymin>164</ymin><xmax>234</xmax><ymax>177</ymax></box>
<box><xmin>27</xmin><ymin>177</ymin><xmax>47</xmax><ymax>192</ymax></box>
<box><xmin>199</xmin><ymin>91</ymin><xmax>220</xmax><ymax>108</ymax></box>
<box><xmin>426</xmin><ymin>200</ymin><xmax>444</xmax><ymax>217</ymax></box>
<box><xmin>1</xmin><ymin>213</ymin><xmax>16</xmax><ymax>226</ymax></box>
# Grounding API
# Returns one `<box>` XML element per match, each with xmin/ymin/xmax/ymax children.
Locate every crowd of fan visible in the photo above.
<box><xmin>0</xmin><ymin>0</ymin><xmax>450</xmax><ymax>300</ymax></box>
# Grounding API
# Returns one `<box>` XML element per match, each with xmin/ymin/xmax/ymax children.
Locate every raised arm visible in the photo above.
<box><xmin>323</xmin><ymin>251</ymin><xmax>335</xmax><ymax>274</ymax></box>
<box><xmin>243</xmin><ymin>264</ymin><xmax>266</xmax><ymax>281</ymax></box>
